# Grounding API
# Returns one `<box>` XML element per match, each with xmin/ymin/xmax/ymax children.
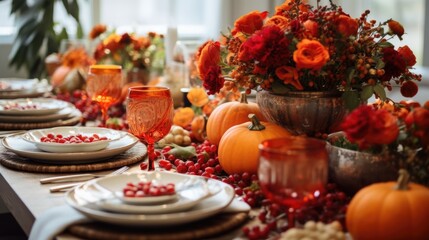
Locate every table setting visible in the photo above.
<box><xmin>1</xmin><ymin>0</ymin><xmax>429</xmax><ymax>239</ymax></box>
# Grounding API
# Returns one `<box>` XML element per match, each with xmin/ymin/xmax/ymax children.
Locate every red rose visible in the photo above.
<box><xmin>398</xmin><ymin>45</ymin><xmax>417</xmax><ymax>67</ymax></box>
<box><xmin>388</xmin><ymin>20</ymin><xmax>405</xmax><ymax>38</ymax></box>
<box><xmin>382</xmin><ymin>47</ymin><xmax>406</xmax><ymax>81</ymax></box>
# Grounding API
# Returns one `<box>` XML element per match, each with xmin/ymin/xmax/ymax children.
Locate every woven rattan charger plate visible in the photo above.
<box><xmin>65</xmin><ymin>212</ymin><xmax>249</xmax><ymax>240</ymax></box>
<box><xmin>0</xmin><ymin>142</ymin><xmax>147</xmax><ymax>173</ymax></box>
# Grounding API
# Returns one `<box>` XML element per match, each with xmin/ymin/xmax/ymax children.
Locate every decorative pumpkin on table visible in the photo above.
<box><xmin>206</xmin><ymin>92</ymin><xmax>266</xmax><ymax>146</ymax></box>
<box><xmin>346</xmin><ymin>169</ymin><xmax>429</xmax><ymax>240</ymax></box>
<box><xmin>218</xmin><ymin>114</ymin><xmax>291</xmax><ymax>175</ymax></box>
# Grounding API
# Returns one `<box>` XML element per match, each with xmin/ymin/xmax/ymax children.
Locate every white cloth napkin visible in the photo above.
<box><xmin>28</xmin><ymin>197</ymin><xmax>250</xmax><ymax>240</ymax></box>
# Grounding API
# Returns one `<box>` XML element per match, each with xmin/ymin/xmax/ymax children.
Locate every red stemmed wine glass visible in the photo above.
<box><xmin>258</xmin><ymin>136</ymin><xmax>328</xmax><ymax>228</ymax></box>
<box><xmin>126</xmin><ymin>86</ymin><xmax>174</xmax><ymax>171</ymax></box>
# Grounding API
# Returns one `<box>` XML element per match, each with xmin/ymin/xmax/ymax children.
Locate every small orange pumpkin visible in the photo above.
<box><xmin>218</xmin><ymin>114</ymin><xmax>291</xmax><ymax>174</ymax></box>
<box><xmin>190</xmin><ymin>115</ymin><xmax>207</xmax><ymax>142</ymax></box>
<box><xmin>173</xmin><ymin>107</ymin><xmax>195</xmax><ymax>128</ymax></box>
<box><xmin>346</xmin><ymin>169</ymin><xmax>429</xmax><ymax>240</ymax></box>
<box><xmin>206</xmin><ymin>93</ymin><xmax>266</xmax><ymax>146</ymax></box>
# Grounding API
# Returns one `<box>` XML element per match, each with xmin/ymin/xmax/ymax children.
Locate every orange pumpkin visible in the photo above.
<box><xmin>346</xmin><ymin>169</ymin><xmax>429</xmax><ymax>240</ymax></box>
<box><xmin>173</xmin><ymin>107</ymin><xmax>195</xmax><ymax>128</ymax></box>
<box><xmin>187</xmin><ymin>87</ymin><xmax>209</xmax><ymax>107</ymax></box>
<box><xmin>206</xmin><ymin>93</ymin><xmax>266</xmax><ymax>146</ymax></box>
<box><xmin>218</xmin><ymin>114</ymin><xmax>291</xmax><ymax>174</ymax></box>
<box><xmin>190</xmin><ymin>115</ymin><xmax>207</xmax><ymax>142</ymax></box>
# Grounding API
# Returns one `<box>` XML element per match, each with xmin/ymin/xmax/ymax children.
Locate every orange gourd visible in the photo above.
<box><xmin>191</xmin><ymin>115</ymin><xmax>207</xmax><ymax>142</ymax></box>
<box><xmin>218</xmin><ymin>114</ymin><xmax>291</xmax><ymax>174</ymax></box>
<box><xmin>173</xmin><ymin>107</ymin><xmax>195</xmax><ymax>128</ymax></box>
<box><xmin>206</xmin><ymin>93</ymin><xmax>266</xmax><ymax>146</ymax></box>
<box><xmin>346</xmin><ymin>169</ymin><xmax>429</xmax><ymax>240</ymax></box>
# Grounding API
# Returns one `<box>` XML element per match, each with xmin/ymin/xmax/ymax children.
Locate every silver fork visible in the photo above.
<box><xmin>48</xmin><ymin>166</ymin><xmax>129</xmax><ymax>193</ymax></box>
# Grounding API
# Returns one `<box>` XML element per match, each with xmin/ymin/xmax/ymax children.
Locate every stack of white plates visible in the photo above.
<box><xmin>0</xmin><ymin>78</ymin><xmax>52</xmax><ymax>99</ymax></box>
<box><xmin>1</xmin><ymin>126</ymin><xmax>139</xmax><ymax>164</ymax></box>
<box><xmin>0</xmin><ymin>98</ymin><xmax>78</xmax><ymax>123</ymax></box>
<box><xmin>66</xmin><ymin>171</ymin><xmax>236</xmax><ymax>226</ymax></box>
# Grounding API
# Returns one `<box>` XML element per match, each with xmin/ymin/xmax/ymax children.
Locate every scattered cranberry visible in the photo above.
<box><xmin>122</xmin><ymin>181</ymin><xmax>176</xmax><ymax>197</ymax></box>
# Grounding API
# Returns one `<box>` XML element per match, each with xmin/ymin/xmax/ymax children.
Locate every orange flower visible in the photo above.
<box><xmin>366</xmin><ymin>109</ymin><xmax>400</xmax><ymax>145</ymax></box>
<box><xmin>89</xmin><ymin>24</ymin><xmax>107</xmax><ymax>40</ymax></box>
<box><xmin>187</xmin><ymin>87</ymin><xmax>209</xmax><ymax>107</ymax></box>
<box><xmin>303</xmin><ymin>20</ymin><xmax>318</xmax><ymax>37</ymax></box>
<box><xmin>265</xmin><ymin>15</ymin><xmax>289</xmax><ymax>31</ymax></box>
<box><xmin>275</xmin><ymin>66</ymin><xmax>303</xmax><ymax>90</ymax></box>
<box><xmin>293</xmin><ymin>39</ymin><xmax>329</xmax><ymax>70</ymax></box>
<box><xmin>231</xmin><ymin>11</ymin><xmax>268</xmax><ymax>36</ymax></box>
<box><xmin>336</xmin><ymin>15</ymin><xmax>358</xmax><ymax>37</ymax></box>
<box><xmin>275</xmin><ymin>0</ymin><xmax>308</xmax><ymax>15</ymax></box>
<box><xmin>197</xmin><ymin>41</ymin><xmax>221</xmax><ymax>80</ymax></box>
<box><xmin>400</xmin><ymin>80</ymin><xmax>418</xmax><ymax>98</ymax></box>
<box><xmin>388</xmin><ymin>20</ymin><xmax>404</xmax><ymax>38</ymax></box>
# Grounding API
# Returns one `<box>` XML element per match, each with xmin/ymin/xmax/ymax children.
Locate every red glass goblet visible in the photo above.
<box><xmin>258</xmin><ymin>136</ymin><xmax>328</xmax><ymax>228</ymax></box>
<box><xmin>126</xmin><ymin>86</ymin><xmax>174</xmax><ymax>171</ymax></box>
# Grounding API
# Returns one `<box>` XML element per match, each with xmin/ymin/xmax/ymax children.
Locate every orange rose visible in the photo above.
<box><xmin>303</xmin><ymin>20</ymin><xmax>318</xmax><ymax>37</ymax></box>
<box><xmin>231</xmin><ymin>11</ymin><xmax>268</xmax><ymax>36</ymax></box>
<box><xmin>275</xmin><ymin>0</ymin><xmax>308</xmax><ymax>15</ymax></box>
<box><xmin>89</xmin><ymin>24</ymin><xmax>107</xmax><ymax>40</ymax></box>
<box><xmin>265</xmin><ymin>15</ymin><xmax>289</xmax><ymax>31</ymax></box>
<box><xmin>398</xmin><ymin>45</ymin><xmax>417</xmax><ymax>66</ymax></box>
<box><xmin>275</xmin><ymin>66</ymin><xmax>303</xmax><ymax>90</ymax></box>
<box><xmin>293</xmin><ymin>39</ymin><xmax>329</xmax><ymax>70</ymax></box>
<box><xmin>336</xmin><ymin>15</ymin><xmax>358</xmax><ymax>37</ymax></box>
<box><xmin>388</xmin><ymin>20</ymin><xmax>404</xmax><ymax>38</ymax></box>
<box><xmin>197</xmin><ymin>41</ymin><xmax>221</xmax><ymax>80</ymax></box>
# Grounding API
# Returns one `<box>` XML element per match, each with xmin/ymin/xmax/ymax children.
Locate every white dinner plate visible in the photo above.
<box><xmin>76</xmin><ymin>172</ymin><xmax>213</xmax><ymax>214</ymax></box>
<box><xmin>0</xmin><ymin>103</ymin><xmax>75</xmax><ymax>123</ymax></box>
<box><xmin>0</xmin><ymin>98</ymin><xmax>69</xmax><ymax>115</ymax></box>
<box><xmin>0</xmin><ymin>79</ymin><xmax>52</xmax><ymax>99</ymax></box>
<box><xmin>1</xmin><ymin>132</ymin><xmax>140</xmax><ymax>164</ymax></box>
<box><xmin>0</xmin><ymin>78</ymin><xmax>38</xmax><ymax>92</ymax></box>
<box><xmin>22</xmin><ymin>126</ymin><xmax>127</xmax><ymax>153</ymax></box>
<box><xmin>66</xmin><ymin>172</ymin><xmax>235</xmax><ymax>227</ymax></box>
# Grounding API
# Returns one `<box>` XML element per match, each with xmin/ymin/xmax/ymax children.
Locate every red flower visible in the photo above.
<box><xmin>336</xmin><ymin>15</ymin><xmax>358</xmax><ymax>37</ymax></box>
<box><xmin>238</xmin><ymin>25</ymin><xmax>290</xmax><ymax>69</ymax></box>
<box><xmin>388</xmin><ymin>20</ymin><xmax>405</xmax><ymax>38</ymax></box>
<box><xmin>203</xmin><ymin>66</ymin><xmax>225</xmax><ymax>95</ymax></box>
<box><xmin>382</xmin><ymin>47</ymin><xmax>406</xmax><ymax>81</ymax></box>
<box><xmin>400</xmin><ymin>81</ymin><xmax>418</xmax><ymax>98</ymax></box>
<box><xmin>398</xmin><ymin>45</ymin><xmax>417</xmax><ymax>67</ymax></box>
<box><xmin>197</xmin><ymin>41</ymin><xmax>221</xmax><ymax>80</ymax></box>
<box><xmin>341</xmin><ymin>105</ymin><xmax>399</xmax><ymax>149</ymax></box>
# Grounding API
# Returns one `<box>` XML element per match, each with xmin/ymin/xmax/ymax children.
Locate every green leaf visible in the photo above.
<box><xmin>167</xmin><ymin>144</ymin><xmax>196</xmax><ymax>159</ymax></box>
<box><xmin>11</xmin><ymin>0</ymin><xmax>28</xmax><ymax>13</ymax></box>
<box><xmin>379</xmin><ymin>41</ymin><xmax>394</xmax><ymax>48</ymax></box>
<box><xmin>373</xmin><ymin>84</ymin><xmax>387</xmax><ymax>100</ymax></box>
<box><xmin>76</xmin><ymin>22</ymin><xmax>84</xmax><ymax>39</ymax></box>
<box><xmin>271</xmin><ymin>80</ymin><xmax>292</xmax><ymax>94</ymax></box>
<box><xmin>360</xmin><ymin>85</ymin><xmax>374</xmax><ymax>101</ymax></box>
<box><xmin>342</xmin><ymin>90</ymin><xmax>360</xmax><ymax>111</ymax></box>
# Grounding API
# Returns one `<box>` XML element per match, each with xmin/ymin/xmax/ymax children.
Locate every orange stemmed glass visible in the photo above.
<box><xmin>86</xmin><ymin>65</ymin><xmax>123</xmax><ymax>126</ymax></box>
<box><xmin>126</xmin><ymin>86</ymin><xmax>174</xmax><ymax>171</ymax></box>
<box><xmin>258</xmin><ymin>136</ymin><xmax>328</xmax><ymax>229</ymax></box>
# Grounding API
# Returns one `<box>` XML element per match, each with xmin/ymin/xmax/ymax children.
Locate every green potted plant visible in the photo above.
<box><xmin>3</xmin><ymin>0</ymin><xmax>83</xmax><ymax>78</ymax></box>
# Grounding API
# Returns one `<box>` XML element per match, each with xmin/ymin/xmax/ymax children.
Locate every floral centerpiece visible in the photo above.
<box><xmin>332</xmin><ymin>100</ymin><xmax>429</xmax><ymax>187</ymax></box>
<box><xmin>89</xmin><ymin>24</ymin><xmax>165</xmax><ymax>81</ymax></box>
<box><xmin>196</xmin><ymin>0</ymin><xmax>421</xmax><ymax>110</ymax></box>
